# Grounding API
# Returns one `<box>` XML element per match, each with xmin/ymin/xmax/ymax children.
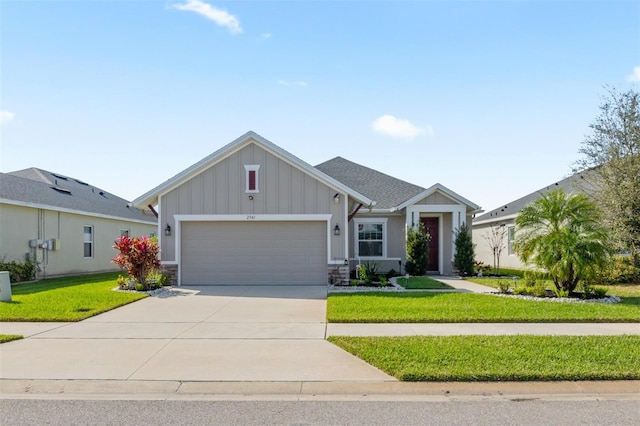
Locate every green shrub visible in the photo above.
<box><xmin>553</xmin><ymin>287</ymin><xmax>570</xmax><ymax>298</ymax></box>
<box><xmin>595</xmin><ymin>255</ymin><xmax>640</xmax><ymax>284</ymax></box>
<box><xmin>0</xmin><ymin>258</ymin><xmax>36</xmax><ymax>283</ymax></box>
<box><xmin>496</xmin><ymin>279</ymin><xmax>512</xmax><ymax>294</ymax></box>
<box><xmin>453</xmin><ymin>223</ymin><xmax>475</xmax><ymax>276</ymax></box>
<box><xmin>378</xmin><ymin>275</ymin><xmax>388</xmax><ymax>286</ymax></box>
<box><xmin>134</xmin><ymin>283</ymin><xmax>145</xmax><ymax>291</ymax></box>
<box><xmin>533</xmin><ymin>282</ymin><xmax>548</xmax><ymax>298</ymax></box>
<box><xmin>406</xmin><ymin>224</ymin><xmax>428</xmax><ymax>276</ymax></box>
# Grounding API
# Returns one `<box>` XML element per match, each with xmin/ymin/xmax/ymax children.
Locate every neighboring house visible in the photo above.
<box><xmin>0</xmin><ymin>168</ymin><xmax>157</xmax><ymax>279</ymax></box>
<box><xmin>472</xmin><ymin>172</ymin><xmax>590</xmax><ymax>270</ymax></box>
<box><xmin>133</xmin><ymin>131</ymin><xmax>480</xmax><ymax>286</ymax></box>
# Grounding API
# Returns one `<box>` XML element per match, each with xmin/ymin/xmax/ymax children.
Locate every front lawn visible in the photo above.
<box><xmin>328</xmin><ymin>335</ymin><xmax>640</xmax><ymax>381</ymax></box>
<box><xmin>396</xmin><ymin>276</ymin><xmax>453</xmax><ymax>290</ymax></box>
<box><xmin>327</xmin><ymin>292</ymin><xmax>640</xmax><ymax>323</ymax></box>
<box><xmin>0</xmin><ymin>272</ymin><xmax>147</xmax><ymax>322</ymax></box>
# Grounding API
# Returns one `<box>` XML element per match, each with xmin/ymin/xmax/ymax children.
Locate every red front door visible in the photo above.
<box><xmin>420</xmin><ymin>217</ymin><xmax>439</xmax><ymax>272</ymax></box>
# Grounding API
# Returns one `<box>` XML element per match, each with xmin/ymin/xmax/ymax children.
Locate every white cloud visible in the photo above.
<box><xmin>277</xmin><ymin>80</ymin><xmax>308</xmax><ymax>87</ymax></box>
<box><xmin>172</xmin><ymin>0</ymin><xmax>242</xmax><ymax>34</ymax></box>
<box><xmin>0</xmin><ymin>110</ymin><xmax>15</xmax><ymax>125</ymax></box>
<box><xmin>627</xmin><ymin>66</ymin><xmax>640</xmax><ymax>82</ymax></box>
<box><xmin>261</xmin><ymin>33</ymin><xmax>272</xmax><ymax>39</ymax></box>
<box><xmin>371</xmin><ymin>115</ymin><xmax>427</xmax><ymax>138</ymax></box>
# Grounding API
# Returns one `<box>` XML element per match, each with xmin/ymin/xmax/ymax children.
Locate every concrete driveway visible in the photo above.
<box><xmin>0</xmin><ymin>286</ymin><xmax>394</xmax><ymax>382</ymax></box>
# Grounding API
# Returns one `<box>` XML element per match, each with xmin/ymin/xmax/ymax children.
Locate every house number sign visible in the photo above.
<box><xmin>246</xmin><ymin>215</ymin><xmax>257</xmax><ymax>220</ymax></box>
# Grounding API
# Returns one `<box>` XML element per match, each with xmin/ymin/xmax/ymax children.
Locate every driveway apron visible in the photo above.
<box><xmin>0</xmin><ymin>286</ymin><xmax>394</xmax><ymax>382</ymax></box>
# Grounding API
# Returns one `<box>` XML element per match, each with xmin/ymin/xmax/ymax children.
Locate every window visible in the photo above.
<box><xmin>508</xmin><ymin>226</ymin><xmax>515</xmax><ymax>255</ymax></box>
<box><xmin>355</xmin><ymin>219</ymin><xmax>387</xmax><ymax>257</ymax></box>
<box><xmin>83</xmin><ymin>226</ymin><xmax>93</xmax><ymax>258</ymax></box>
<box><xmin>244</xmin><ymin>165</ymin><xmax>260</xmax><ymax>193</ymax></box>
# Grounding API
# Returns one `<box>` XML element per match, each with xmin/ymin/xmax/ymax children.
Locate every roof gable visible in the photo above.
<box><xmin>1</xmin><ymin>169</ymin><xmax>156</xmax><ymax>223</ymax></box>
<box><xmin>133</xmin><ymin>131</ymin><xmax>374</xmax><ymax>208</ymax></box>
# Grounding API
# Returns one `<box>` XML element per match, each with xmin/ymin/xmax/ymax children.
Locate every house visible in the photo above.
<box><xmin>472</xmin><ymin>171</ymin><xmax>591</xmax><ymax>270</ymax></box>
<box><xmin>133</xmin><ymin>131</ymin><xmax>480</xmax><ymax>286</ymax></box>
<box><xmin>0</xmin><ymin>168</ymin><xmax>157</xmax><ymax>279</ymax></box>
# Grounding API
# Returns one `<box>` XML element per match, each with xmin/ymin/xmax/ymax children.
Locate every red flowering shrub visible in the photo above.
<box><xmin>112</xmin><ymin>235</ymin><xmax>160</xmax><ymax>287</ymax></box>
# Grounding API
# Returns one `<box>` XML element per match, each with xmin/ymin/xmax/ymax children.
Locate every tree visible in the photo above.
<box><xmin>575</xmin><ymin>87</ymin><xmax>640</xmax><ymax>264</ymax></box>
<box><xmin>405</xmin><ymin>223</ymin><xmax>428</xmax><ymax>276</ymax></box>
<box><xmin>515</xmin><ymin>189</ymin><xmax>610</xmax><ymax>293</ymax></box>
<box><xmin>483</xmin><ymin>224</ymin><xmax>507</xmax><ymax>274</ymax></box>
<box><xmin>453</xmin><ymin>223</ymin><xmax>475</xmax><ymax>276</ymax></box>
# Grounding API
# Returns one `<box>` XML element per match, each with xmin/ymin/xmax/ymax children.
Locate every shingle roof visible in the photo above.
<box><xmin>1</xmin><ymin>168</ymin><xmax>157</xmax><ymax>224</ymax></box>
<box><xmin>473</xmin><ymin>171</ymin><xmax>594</xmax><ymax>223</ymax></box>
<box><xmin>315</xmin><ymin>157</ymin><xmax>426</xmax><ymax>210</ymax></box>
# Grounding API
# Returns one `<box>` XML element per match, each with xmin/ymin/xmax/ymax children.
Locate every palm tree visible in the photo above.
<box><xmin>515</xmin><ymin>189</ymin><xmax>610</xmax><ymax>293</ymax></box>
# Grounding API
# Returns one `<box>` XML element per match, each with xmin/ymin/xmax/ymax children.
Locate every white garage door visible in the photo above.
<box><xmin>181</xmin><ymin>221</ymin><xmax>327</xmax><ymax>285</ymax></box>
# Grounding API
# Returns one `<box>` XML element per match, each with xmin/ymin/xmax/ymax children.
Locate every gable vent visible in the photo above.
<box><xmin>51</xmin><ymin>186</ymin><xmax>72</xmax><ymax>195</ymax></box>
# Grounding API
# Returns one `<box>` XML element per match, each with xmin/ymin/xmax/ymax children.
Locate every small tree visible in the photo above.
<box><xmin>515</xmin><ymin>189</ymin><xmax>610</xmax><ymax>293</ymax></box>
<box><xmin>575</xmin><ymin>87</ymin><xmax>640</xmax><ymax>265</ymax></box>
<box><xmin>454</xmin><ymin>223</ymin><xmax>475</xmax><ymax>276</ymax></box>
<box><xmin>112</xmin><ymin>235</ymin><xmax>160</xmax><ymax>287</ymax></box>
<box><xmin>483</xmin><ymin>224</ymin><xmax>507</xmax><ymax>275</ymax></box>
<box><xmin>405</xmin><ymin>223</ymin><xmax>428</xmax><ymax>276</ymax></box>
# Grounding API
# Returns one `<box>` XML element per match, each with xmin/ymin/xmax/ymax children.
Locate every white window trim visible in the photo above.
<box><xmin>244</xmin><ymin>164</ymin><xmax>260</xmax><ymax>193</ymax></box>
<box><xmin>354</xmin><ymin>217</ymin><xmax>388</xmax><ymax>259</ymax></box>
<box><xmin>83</xmin><ymin>225</ymin><xmax>94</xmax><ymax>259</ymax></box>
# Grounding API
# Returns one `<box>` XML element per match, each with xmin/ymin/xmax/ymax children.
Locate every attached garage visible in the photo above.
<box><xmin>180</xmin><ymin>221</ymin><xmax>328</xmax><ymax>285</ymax></box>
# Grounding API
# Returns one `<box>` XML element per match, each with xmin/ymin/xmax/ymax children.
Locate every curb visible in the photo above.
<box><xmin>2</xmin><ymin>379</ymin><xmax>639</xmax><ymax>401</ymax></box>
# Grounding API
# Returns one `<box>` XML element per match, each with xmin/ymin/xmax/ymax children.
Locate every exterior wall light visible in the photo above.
<box><xmin>333</xmin><ymin>193</ymin><xmax>340</xmax><ymax>204</ymax></box>
<box><xmin>164</xmin><ymin>224</ymin><xmax>171</xmax><ymax>236</ymax></box>
<box><xmin>334</xmin><ymin>224</ymin><xmax>341</xmax><ymax>236</ymax></box>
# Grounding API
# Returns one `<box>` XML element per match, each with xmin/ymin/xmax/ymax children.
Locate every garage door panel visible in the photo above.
<box><xmin>181</xmin><ymin>221</ymin><xmax>327</xmax><ymax>285</ymax></box>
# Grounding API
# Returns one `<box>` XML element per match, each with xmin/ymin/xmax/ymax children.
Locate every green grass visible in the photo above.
<box><xmin>328</xmin><ymin>335</ymin><xmax>640</xmax><ymax>381</ymax></box>
<box><xmin>0</xmin><ymin>334</ymin><xmax>23</xmax><ymax>343</ymax></box>
<box><xmin>0</xmin><ymin>272</ymin><xmax>147</xmax><ymax>322</ymax></box>
<box><xmin>396</xmin><ymin>276</ymin><xmax>453</xmax><ymax>290</ymax></box>
<box><xmin>327</xmin><ymin>292</ymin><xmax>640</xmax><ymax>323</ymax></box>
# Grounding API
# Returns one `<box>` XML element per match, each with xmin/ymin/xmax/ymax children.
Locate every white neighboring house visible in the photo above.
<box><xmin>472</xmin><ymin>172</ymin><xmax>589</xmax><ymax>270</ymax></box>
<box><xmin>0</xmin><ymin>168</ymin><xmax>157</xmax><ymax>279</ymax></box>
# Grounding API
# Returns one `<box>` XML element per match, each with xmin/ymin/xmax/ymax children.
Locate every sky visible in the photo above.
<box><xmin>1</xmin><ymin>0</ymin><xmax>639</xmax><ymax>213</ymax></box>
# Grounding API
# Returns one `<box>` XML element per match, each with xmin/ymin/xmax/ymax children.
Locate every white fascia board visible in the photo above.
<box><xmin>0</xmin><ymin>198</ymin><xmax>157</xmax><ymax>225</ymax></box>
<box><xmin>472</xmin><ymin>214</ymin><xmax>518</xmax><ymax>226</ymax></box>
<box><xmin>133</xmin><ymin>131</ymin><xmax>374</xmax><ymax>209</ymax></box>
<box><xmin>395</xmin><ymin>183</ymin><xmax>480</xmax><ymax>211</ymax></box>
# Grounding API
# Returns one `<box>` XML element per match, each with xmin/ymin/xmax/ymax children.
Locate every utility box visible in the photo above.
<box><xmin>29</xmin><ymin>239</ymin><xmax>38</xmax><ymax>248</ymax></box>
<box><xmin>0</xmin><ymin>271</ymin><xmax>11</xmax><ymax>302</ymax></box>
<box><xmin>48</xmin><ymin>239</ymin><xmax>60</xmax><ymax>251</ymax></box>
